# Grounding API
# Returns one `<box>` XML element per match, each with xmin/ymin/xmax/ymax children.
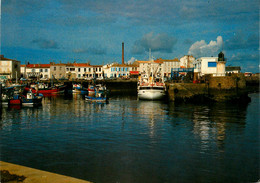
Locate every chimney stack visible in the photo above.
<box><xmin>122</xmin><ymin>42</ymin><xmax>124</xmax><ymax>65</ymax></box>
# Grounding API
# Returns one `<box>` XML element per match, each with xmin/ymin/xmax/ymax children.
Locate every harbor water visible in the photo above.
<box><xmin>0</xmin><ymin>93</ymin><xmax>259</xmax><ymax>183</ymax></box>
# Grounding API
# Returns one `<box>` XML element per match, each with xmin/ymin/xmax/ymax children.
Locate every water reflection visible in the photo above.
<box><xmin>0</xmin><ymin>93</ymin><xmax>258</xmax><ymax>183</ymax></box>
<box><xmin>167</xmin><ymin>101</ymin><xmax>248</xmax><ymax>152</ymax></box>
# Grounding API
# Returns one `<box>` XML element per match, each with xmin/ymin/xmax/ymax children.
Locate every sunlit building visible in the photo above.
<box><xmin>0</xmin><ymin>55</ymin><xmax>21</xmax><ymax>80</ymax></box>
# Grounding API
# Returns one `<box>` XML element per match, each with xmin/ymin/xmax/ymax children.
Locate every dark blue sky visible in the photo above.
<box><xmin>1</xmin><ymin>0</ymin><xmax>259</xmax><ymax>72</ymax></box>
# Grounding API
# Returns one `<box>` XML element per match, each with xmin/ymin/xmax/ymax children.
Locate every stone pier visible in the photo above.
<box><xmin>0</xmin><ymin>161</ymin><xmax>92</xmax><ymax>183</ymax></box>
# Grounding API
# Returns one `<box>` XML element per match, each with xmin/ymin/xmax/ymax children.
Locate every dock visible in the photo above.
<box><xmin>0</xmin><ymin>161</ymin><xmax>91</xmax><ymax>183</ymax></box>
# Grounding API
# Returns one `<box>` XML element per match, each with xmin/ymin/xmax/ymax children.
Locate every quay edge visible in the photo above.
<box><xmin>0</xmin><ymin>161</ymin><xmax>92</xmax><ymax>183</ymax></box>
<box><xmin>166</xmin><ymin>74</ymin><xmax>253</xmax><ymax>103</ymax></box>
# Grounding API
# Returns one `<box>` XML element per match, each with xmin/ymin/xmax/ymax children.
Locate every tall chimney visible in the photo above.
<box><xmin>122</xmin><ymin>42</ymin><xmax>124</xmax><ymax>65</ymax></box>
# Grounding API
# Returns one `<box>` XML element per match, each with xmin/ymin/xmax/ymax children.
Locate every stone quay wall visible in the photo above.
<box><xmin>167</xmin><ymin>74</ymin><xmax>250</xmax><ymax>102</ymax></box>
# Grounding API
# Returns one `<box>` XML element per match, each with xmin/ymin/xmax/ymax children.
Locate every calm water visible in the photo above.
<box><xmin>0</xmin><ymin>93</ymin><xmax>259</xmax><ymax>183</ymax></box>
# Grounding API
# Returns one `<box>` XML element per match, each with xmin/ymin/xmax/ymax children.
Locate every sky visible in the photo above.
<box><xmin>1</xmin><ymin>0</ymin><xmax>259</xmax><ymax>72</ymax></box>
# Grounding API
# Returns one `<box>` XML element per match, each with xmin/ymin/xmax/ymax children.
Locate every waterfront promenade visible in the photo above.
<box><xmin>0</xmin><ymin>161</ymin><xmax>91</xmax><ymax>183</ymax></box>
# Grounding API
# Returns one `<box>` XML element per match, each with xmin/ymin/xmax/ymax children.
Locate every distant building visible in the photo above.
<box><xmin>92</xmin><ymin>65</ymin><xmax>103</xmax><ymax>79</ymax></box>
<box><xmin>103</xmin><ymin>63</ymin><xmax>132</xmax><ymax>78</ymax></box>
<box><xmin>180</xmin><ymin>55</ymin><xmax>195</xmax><ymax>68</ymax></box>
<box><xmin>21</xmin><ymin>64</ymin><xmax>51</xmax><ymax>79</ymax></box>
<box><xmin>50</xmin><ymin>63</ymin><xmax>67</xmax><ymax>79</ymax></box>
<box><xmin>193</xmin><ymin>52</ymin><xmax>226</xmax><ymax>77</ymax></box>
<box><xmin>0</xmin><ymin>55</ymin><xmax>21</xmax><ymax>80</ymax></box>
<box><xmin>155</xmin><ymin>58</ymin><xmax>180</xmax><ymax>78</ymax></box>
<box><xmin>225</xmin><ymin>66</ymin><xmax>241</xmax><ymax>74</ymax></box>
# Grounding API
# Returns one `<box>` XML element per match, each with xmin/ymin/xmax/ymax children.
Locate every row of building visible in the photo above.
<box><xmin>0</xmin><ymin>53</ymin><xmax>241</xmax><ymax>81</ymax></box>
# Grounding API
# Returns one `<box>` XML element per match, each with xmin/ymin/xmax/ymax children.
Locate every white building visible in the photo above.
<box><xmin>156</xmin><ymin>58</ymin><xmax>180</xmax><ymax>77</ymax></box>
<box><xmin>180</xmin><ymin>55</ymin><xmax>195</xmax><ymax>68</ymax></box>
<box><xmin>103</xmin><ymin>63</ymin><xmax>132</xmax><ymax>78</ymax></box>
<box><xmin>20</xmin><ymin>64</ymin><xmax>50</xmax><ymax>79</ymax></box>
<box><xmin>193</xmin><ymin>52</ymin><xmax>226</xmax><ymax>77</ymax></box>
<box><xmin>64</xmin><ymin>63</ymin><xmax>103</xmax><ymax>80</ymax></box>
<box><xmin>0</xmin><ymin>55</ymin><xmax>21</xmax><ymax>80</ymax></box>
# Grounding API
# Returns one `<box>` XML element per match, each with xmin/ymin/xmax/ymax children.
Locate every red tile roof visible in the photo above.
<box><xmin>73</xmin><ymin>63</ymin><xmax>91</xmax><ymax>67</ymax></box>
<box><xmin>26</xmin><ymin>64</ymin><xmax>51</xmax><ymax>68</ymax></box>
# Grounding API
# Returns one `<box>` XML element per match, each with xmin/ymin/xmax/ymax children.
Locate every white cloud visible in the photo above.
<box><xmin>127</xmin><ymin>57</ymin><xmax>137</xmax><ymax>64</ymax></box>
<box><xmin>188</xmin><ymin>36</ymin><xmax>223</xmax><ymax>58</ymax></box>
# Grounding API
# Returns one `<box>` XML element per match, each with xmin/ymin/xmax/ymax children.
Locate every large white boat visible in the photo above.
<box><xmin>137</xmin><ymin>60</ymin><xmax>166</xmax><ymax>100</ymax></box>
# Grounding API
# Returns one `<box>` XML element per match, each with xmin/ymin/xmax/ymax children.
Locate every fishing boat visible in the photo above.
<box><xmin>87</xmin><ymin>84</ymin><xmax>96</xmax><ymax>95</ymax></box>
<box><xmin>87</xmin><ymin>84</ymin><xmax>107</xmax><ymax>96</ymax></box>
<box><xmin>138</xmin><ymin>82</ymin><xmax>166</xmax><ymax>100</ymax></box>
<box><xmin>21</xmin><ymin>90</ymin><xmax>43</xmax><ymax>106</ymax></box>
<box><xmin>1</xmin><ymin>86</ymin><xmax>23</xmax><ymax>105</ymax></box>
<box><xmin>137</xmin><ymin>59</ymin><xmax>166</xmax><ymax>100</ymax></box>
<box><xmin>72</xmin><ymin>83</ymin><xmax>88</xmax><ymax>94</ymax></box>
<box><xmin>85</xmin><ymin>92</ymin><xmax>108</xmax><ymax>103</ymax></box>
<box><xmin>24</xmin><ymin>83</ymin><xmax>65</xmax><ymax>95</ymax></box>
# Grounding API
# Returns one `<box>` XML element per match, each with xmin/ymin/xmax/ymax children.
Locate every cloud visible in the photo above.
<box><xmin>225</xmin><ymin>32</ymin><xmax>259</xmax><ymax>50</ymax></box>
<box><xmin>73</xmin><ymin>47</ymin><xmax>106</xmax><ymax>55</ymax></box>
<box><xmin>127</xmin><ymin>57</ymin><xmax>137</xmax><ymax>64</ymax></box>
<box><xmin>131</xmin><ymin>32</ymin><xmax>177</xmax><ymax>54</ymax></box>
<box><xmin>31</xmin><ymin>39</ymin><xmax>59</xmax><ymax>49</ymax></box>
<box><xmin>2</xmin><ymin>0</ymin><xmax>49</xmax><ymax>15</ymax></box>
<box><xmin>188</xmin><ymin>36</ymin><xmax>223</xmax><ymax>58</ymax></box>
<box><xmin>56</xmin><ymin>0</ymin><xmax>258</xmax><ymax>25</ymax></box>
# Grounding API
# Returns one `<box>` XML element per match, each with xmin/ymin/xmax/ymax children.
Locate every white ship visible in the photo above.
<box><xmin>137</xmin><ymin>59</ymin><xmax>166</xmax><ymax>100</ymax></box>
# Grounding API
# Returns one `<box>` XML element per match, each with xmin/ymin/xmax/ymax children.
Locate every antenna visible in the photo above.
<box><xmin>149</xmin><ymin>48</ymin><xmax>151</xmax><ymax>61</ymax></box>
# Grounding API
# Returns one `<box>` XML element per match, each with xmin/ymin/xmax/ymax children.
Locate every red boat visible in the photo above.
<box><xmin>24</xmin><ymin>86</ymin><xmax>65</xmax><ymax>95</ymax></box>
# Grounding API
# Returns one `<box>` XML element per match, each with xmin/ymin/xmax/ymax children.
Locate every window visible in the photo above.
<box><xmin>40</xmin><ymin>69</ymin><xmax>43</xmax><ymax>72</ymax></box>
<box><xmin>32</xmin><ymin>69</ymin><xmax>35</xmax><ymax>72</ymax></box>
<box><xmin>60</xmin><ymin>67</ymin><xmax>62</xmax><ymax>71</ymax></box>
<box><xmin>78</xmin><ymin>74</ymin><xmax>81</xmax><ymax>78</ymax></box>
<box><xmin>66</xmin><ymin>68</ymin><xmax>69</xmax><ymax>71</ymax></box>
<box><xmin>84</xmin><ymin>68</ymin><xmax>86</xmax><ymax>72</ymax></box>
<box><xmin>70</xmin><ymin>68</ymin><xmax>75</xmax><ymax>71</ymax></box>
<box><xmin>89</xmin><ymin>68</ymin><xmax>91</xmax><ymax>72</ymax></box>
<box><xmin>99</xmin><ymin>68</ymin><xmax>101</xmax><ymax>72</ymax></box>
<box><xmin>54</xmin><ymin>67</ymin><xmax>56</xmax><ymax>71</ymax></box>
<box><xmin>208</xmin><ymin>62</ymin><xmax>217</xmax><ymax>67</ymax></box>
<box><xmin>78</xmin><ymin>68</ymin><xmax>80</xmax><ymax>72</ymax></box>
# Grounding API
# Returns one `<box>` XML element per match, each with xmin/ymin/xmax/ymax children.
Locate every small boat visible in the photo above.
<box><xmin>87</xmin><ymin>84</ymin><xmax>96</xmax><ymax>95</ymax></box>
<box><xmin>88</xmin><ymin>84</ymin><xmax>107</xmax><ymax>96</ymax></box>
<box><xmin>85</xmin><ymin>92</ymin><xmax>108</xmax><ymax>103</ymax></box>
<box><xmin>1</xmin><ymin>86</ymin><xmax>22</xmax><ymax>105</ymax></box>
<box><xmin>72</xmin><ymin>83</ymin><xmax>88</xmax><ymax>94</ymax></box>
<box><xmin>9</xmin><ymin>95</ymin><xmax>22</xmax><ymax>105</ymax></box>
<box><xmin>21</xmin><ymin>90</ymin><xmax>43</xmax><ymax>106</ymax></box>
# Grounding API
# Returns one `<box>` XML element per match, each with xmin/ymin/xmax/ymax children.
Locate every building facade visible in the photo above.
<box><xmin>0</xmin><ymin>55</ymin><xmax>21</xmax><ymax>80</ymax></box>
<box><xmin>50</xmin><ymin>63</ymin><xmax>67</xmax><ymax>79</ymax></box>
<box><xmin>21</xmin><ymin>64</ymin><xmax>51</xmax><ymax>79</ymax></box>
<box><xmin>180</xmin><ymin>55</ymin><xmax>195</xmax><ymax>68</ymax></box>
<box><xmin>156</xmin><ymin>58</ymin><xmax>180</xmax><ymax>77</ymax></box>
<box><xmin>193</xmin><ymin>52</ymin><xmax>226</xmax><ymax>77</ymax></box>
